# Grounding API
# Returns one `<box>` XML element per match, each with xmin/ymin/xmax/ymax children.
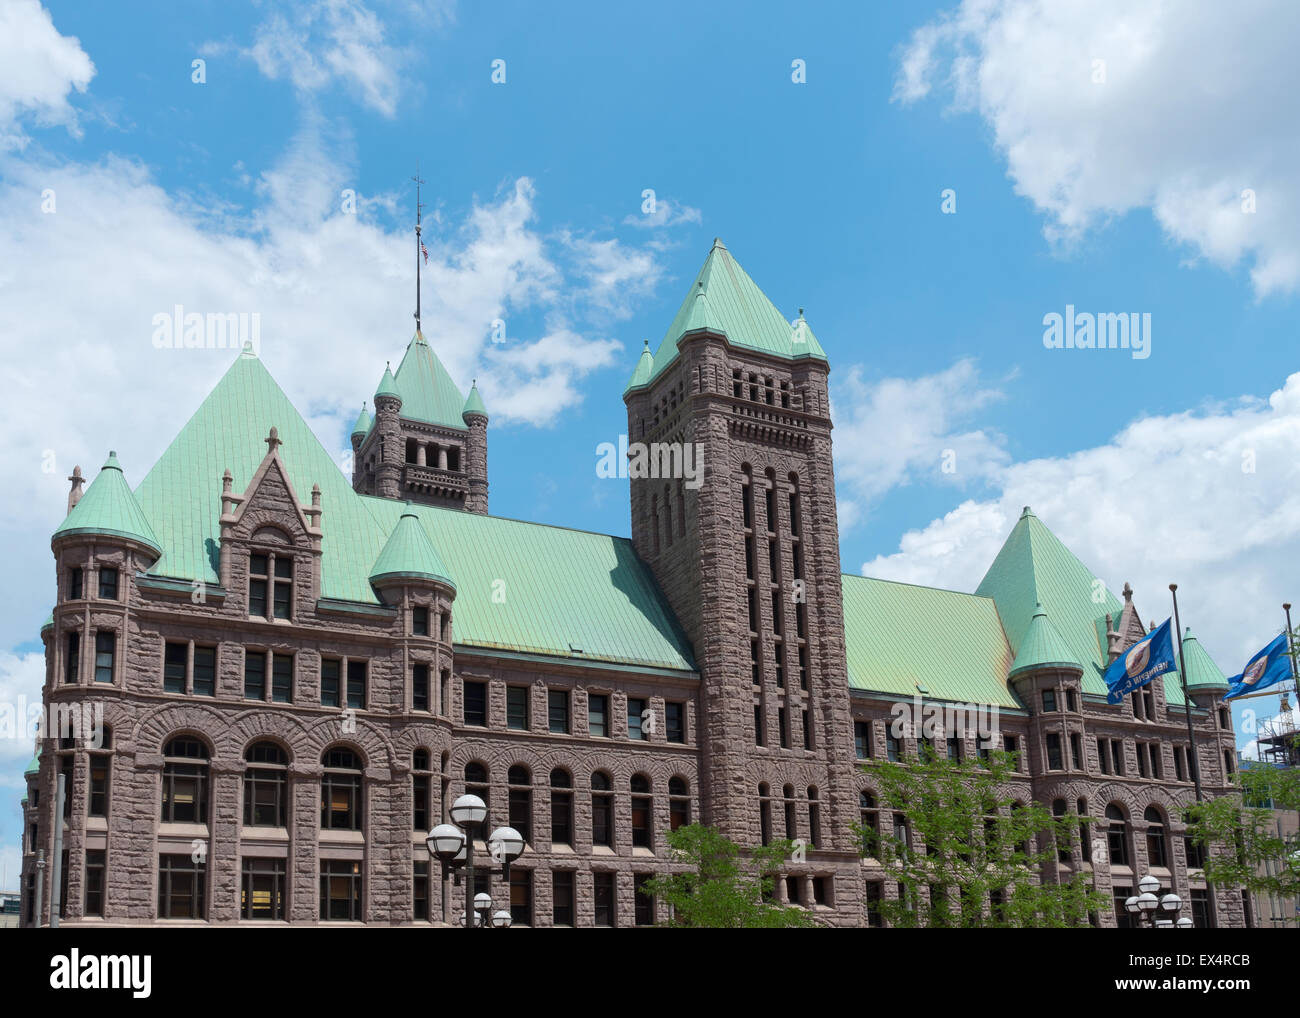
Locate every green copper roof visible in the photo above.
<box><xmin>52</xmin><ymin>451</ymin><xmax>161</xmax><ymax>555</ymax></box>
<box><xmin>462</xmin><ymin>380</ymin><xmax>487</xmax><ymax>419</ymax></box>
<box><xmin>625</xmin><ymin>340</ymin><xmax>654</xmax><ymax>392</ymax></box>
<box><xmin>350</xmin><ymin>404</ymin><xmax>372</xmax><ymax>437</ymax></box>
<box><xmin>360</xmin><ymin>497</ymin><xmax>694</xmax><ymax>671</ymax></box>
<box><xmin>370</xmin><ymin>509</ymin><xmax>456</xmax><ymax>589</ymax></box>
<box><xmin>391</xmin><ymin>332</ymin><xmax>467</xmax><ymax>429</ymax></box>
<box><xmin>975</xmin><ymin>507</ymin><xmax>1188</xmax><ymax>706</ymax></box>
<box><xmin>1009</xmin><ymin>602</ymin><xmax>1082</xmax><ymax>678</ymax></box>
<box><xmin>134</xmin><ymin>347</ymin><xmax>390</xmax><ymax>603</ymax></box>
<box><xmin>24</xmin><ymin>751</ymin><xmax>40</xmax><ymax>776</ymax></box>
<box><xmin>375</xmin><ymin>363</ymin><xmax>400</xmax><ymax>400</ymax></box>
<box><xmin>1180</xmin><ymin>628</ymin><xmax>1229</xmax><ymax>690</ymax></box>
<box><xmin>842</xmin><ymin>575</ymin><xmax>1019</xmax><ymax>708</ymax></box>
<box><xmin>627</xmin><ymin>239</ymin><xmax>829</xmax><ymax>394</ymax></box>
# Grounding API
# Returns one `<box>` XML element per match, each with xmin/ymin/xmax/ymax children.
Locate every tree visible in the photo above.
<box><xmin>1184</xmin><ymin>761</ymin><xmax>1300</xmax><ymax>925</ymax></box>
<box><xmin>854</xmin><ymin>748</ymin><xmax>1110</xmax><ymax>927</ymax></box>
<box><xmin>642</xmin><ymin>824</ymin><xmax>816</xmax><ymax>928</ymax></box>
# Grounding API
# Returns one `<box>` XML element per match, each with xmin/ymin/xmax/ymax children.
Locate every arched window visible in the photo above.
<box><xmin>244</xmin><ymin>741</ymin><xmax>288</xmax><ymax>827</ymax></box>
<box><xmin>1106</xmin><ymin>804</ymin><xmax>1129</xmax><ymax>867</ymax></box>
<box><xmin>1145</xmin><ymin>806</ymin><xmax>1168</xmax><ymax>868</ymax></box>
<box><xmin>465</xmin><ymin>762</ymin><xmax>489</xmax><ymax>814</ymax></box>
<box><xmin>508</xmin><ymin>765</ymin><xmax>531</xmax><ymax>844</ymax></box>
<box><xmin>859</xmin><ymin>791</ymin><xmax>879</xmax><ymax>856</ymax></box>
<box><xmin>630</xmin><ymin>774</ymin><xmax>652</xmax><ymax>849</ymax></box>
<box><xmin>161</xmin><ymin>736</ymin><xmax>209</xmax><ymax>824</ymax></box>
<box><xmin>321</xmin><ymin>747</ymin><xmax>362</xmax><ymax>831</ymax></box>
<box><xmin>550</xmin><ymin>768</ymin><xmax>573</xmax><ymax>846</ymax></box>
<box><xmin>412</xmin><ymin>750</ymin><xmax>432</xmax><ymax>832</ymax></box>
<box><xmin>783</xmin><ymin>783</ymin><xmax>797</xmax><ymax>840</ymax></box>
<box><xmin>807</xmin><ymin>787</ymin><xmax>821</xmax><ymax>848</ymax></box>
<box><xmin>758</xmin><ymin>782</ymin><xmax>772</xmax><ymax>845</ymax></box>
<box><xmin>591</xmin><ymin>771</ymin><xmax>613</xmax><ymax>847</ymax></box>
<box><xmin>668</xmin><ymin>776</ymin><xmax>690</xmax><ymax>830</ymax></box>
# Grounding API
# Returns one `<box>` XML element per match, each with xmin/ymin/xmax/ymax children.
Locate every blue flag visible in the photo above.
<box><xmin>1105</xmin><ymin>618</ymin><xmax>1176</xmax><ymax>704</ymax></box>
<box><xmin>1223</xmin><ymin>634</ymin><xmax>1293</xmax><ymax>701</ymax></box>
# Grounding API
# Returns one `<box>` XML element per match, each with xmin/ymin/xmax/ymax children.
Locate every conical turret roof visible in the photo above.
<box><xmin>1009</xmin><ymin>602</ymin><xmax>1082</xmax><ymax>678</ymax></box>
<box><xmin>52</xmin><ymin>451</ymin><xmax>161</xmax><ymax>555</ymax></box>
<box><xmin>369</xmin><ymin>508</ymin><xmax>456</xmax><ymax>589</ymax></box>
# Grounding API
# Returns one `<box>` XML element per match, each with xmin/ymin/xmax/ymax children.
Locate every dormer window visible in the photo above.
<box><xmin>249</xmin><ymin>553</ymin><xmax>293</xmax><ymax>620</ymax></box>
<box><xmin>98</xmin><ymin>568</ymin><xmax>118</xmax><ymax>600</ymax></box>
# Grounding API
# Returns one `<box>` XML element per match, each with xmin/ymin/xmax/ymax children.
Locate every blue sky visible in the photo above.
<box><xmin>3</xmin><ymin>0</ymin><xmax>1299</xmax><ymax>884</ymax></box>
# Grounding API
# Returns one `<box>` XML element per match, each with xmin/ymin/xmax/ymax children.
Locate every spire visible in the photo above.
<box><xmin>351</xmin><ymin>402</ymin><xmax>373</xmax><ymax>437</ymax></box>
<box><xmin>412</xmin><ymin>165</ymin><xmax>425</xmax><ymax>334</ymax></box>
<box><xmin>625</xmin><ymin>339</ymin><xmax>655</xmax><ymax>393</ymax></box>
<box><xmin>376</xmin><ymin>362</ymin><xmax>400</xmax><ymax>401</ymax></box>
<box><xmin>462</xmin><ymin>379</ymin><xmax>487</xmax><ymax>420</ymax></box>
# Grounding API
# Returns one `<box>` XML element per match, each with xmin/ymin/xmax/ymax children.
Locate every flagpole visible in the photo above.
<box><xmin>1170</xmin><ymin>584</ymin><xmax>1204</xmax><ymax>803</ymax></box>
<box><xmin>1285</xmin><ymin>603</ymin><xmax>1298</xmax><ymax>696</ymax></box>
<box><xmin>412</xmin><ymin>165</ymin><xmax>424</xmax><ymax>334</ymax></box>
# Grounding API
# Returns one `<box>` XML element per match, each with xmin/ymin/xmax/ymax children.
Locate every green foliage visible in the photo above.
<box><xmin>854</xmin><ymin>748</ymin><xmax>1110</xmax><ymax>927</ymax></box>
<box><xmin>1184</xmin><ymin>762</ymin><xmax>1300</xmax><ymax>924</ymax></box>
<box><xmin>642</xmin><ymin>824</ymin><xmax>816</xmax><ymax>928</ymax></box>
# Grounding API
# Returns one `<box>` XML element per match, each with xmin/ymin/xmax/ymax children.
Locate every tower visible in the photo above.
<box><xmin>623</xmin><ymin>239</ymin><xmax>861</xmax><ymax>915</ymax></box>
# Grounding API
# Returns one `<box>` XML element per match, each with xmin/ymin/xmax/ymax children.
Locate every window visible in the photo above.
<box><xmin>1113</xmin><ymin>884</ymin><xmax>1134</xmax><ymax>929</ymax></box>
<box><xmin>669</xmin><ymin>777</ymin><xmax>690</xmax><ymax>830</ymax></box>
<box><xmin>1224</xmin><ymin>749</ymin><xmax>1235</xmax><ymax>776</ymax></box>
<box><xmin>506</xmin><ymin>686</ymin><xmax>529</xmax><ymax>730</ymax></box>
<box><xmin>803</xmin><ymin>709</ymin><xmax>813</xmax><ymax>751</ymax></box>
<box><xmin>1174</xmin><ymin>746</ymin><xmax>1186</xmax><ymax>781</ymax></box>
<box><xmin>161</xmin><ymin>737</ymin><xmax>209</xmax><ymax>824</ymax></box>
<box><xmin>1042</xmin><ymin>689</ymin><xmax>1057</xmax><ymax>713</ymax></box>
<box><xmin>241</xmin><ymin>859</ymin><xmax>285</xmax><ymax>920</ymax></box>
<box><xmin>550</xmin><ymin>769</ymin><xmax>573</xmax><ymax>845</ymax></box>
<box><xmin>552</xmin><ymin>871</ymin><xmax>575</xmax><ymax>926</ymax></box>
<box><xmin>631</xmin><ymin>774</ymin><xmax>652</xmax><ymax>848</ymax></box>
<box><xmin>946</xmin><ymin>735</ymin><xmax>961</xmax><ymax>761</ymax></box>
<box><xmin>60</xmin><ymin>754</ymin><xmax>73</xmax><ymax>819</ymax></box>
<box><xmin>1189</xmin><ymin>889</ymin><xmax>1209</xmax><ymax>929</ymax></box>
<box><xmin>1105</xmin><ymin>805</ymin><xmax>1129</xmax><ymax>867</ymax></box>
<box><xmin>591</xmin><ymin>772</ymin><xmax>614</xmax><ymax>847</ymax></box>
<box><xmin>465</xmin><ymin>762</ymin><xmax>489</xmax><ymax>814</ymax></box>
<box><xmin>588</xmin><ymin>694</ymin><xmax>609</xmax><ymax>737</ymax></box>
<box><xmin>665</xmin><ymin>702</ymin><xmax>685</xmax><ymax>743</ymax></box>
<box><xmin>1112</xmin><ymin>740</ymin><xmax>1125</xmax><ymax>776</ymax></box>
<box><xmin>321</xmin><ymin>659</ymin><xmax>341</xmax><ymax>708</ymax></box>
<box><xmin>808</xmin><ymin>787</ymin><xmax>821</xmax><ymax>847</ymax></box>
<box><xmin>89</xmin><ymin>755</ymin><xmax>110</xmax><ymax>818</ymax></box>
<box><xmin>320</xmin><ymin>748</ymin><xmax>362</xmax><ymax>831</ymax></box>
<box><xmin>1145</xmin><ymin>807</ymin><xmax>1168</xmax><ymax>868</ymax></box>
<box><xmin>1185</xmin><ymin>835</ymin><xmax>1206</xmax><ymax>869</ymax></box>
<box><xmin>754</xmin><ymin>703</ymin><xmax>764</xmax><ymax>745</ymax></box>
<box><xmin>164</xmin><ymin>642</ymin><xmax>187</xmax><ymax>693</ymax></box>
<box><xmin>158</xmin><ymin>854</ymin><xmax>205</xmax><ymax>919</ymax></box>
<box><xmin>84</xmin><ymin>850</ymin><xmax>105</xmax><ymax>917</ymax></box>
<box><xmin>244</xmin><ymin>742</ymin><xmax>288</xmax><ymax>827</ymax></box>
<box><xmin>248</xmin><ymin>553</ymin><xmax>292</xmax><ymax>620</ymax></box>
<box><xmin>504</xmin><ymin>764</ymin><xmax>530</xmax><ymax>842</ymax></box>
<box><xmin>1097</xmin><ymin>736</ymin><xmax>1110</xmax><ymax>775</ymax></box>
<box><xmin>271</xmin><ymin>654</ymin><xmax>293</xmax><ymax>703</ymax></box>
<box><xmin>783</xmin><ymin>785</ymin><xmax>797</xmax><ymax>840</ymax></box>
<box><xmin>778</xmin><ymin>708</ymin><xmax>788</xmax><ymax>749</ymax></box>
<box><xmin>594</xmin><ymin>872</ymin><xmax>616</xmax><ymax>927</ymax></box>
<box><xmin>194</xmin><ymin>646</ymin><xmax>215</xmax><ymax>696</ymax></box>
<box><xmin>64</xmin><ymin>632</ymin><xmax>79</xmax><ymax>684</ymax></box>
<box><xmin>93</xmin><ymin>632</ymin><xmax>115</xmax><ymax>684</ymax></box>
<box><xmin>412</xmin><ymin>606</ymin><xmax>429</xmax><ymax>636</ymax></box>
<box><xmin>759</xmin><ymin>784</ymin><xmax>772</xmax><ymax>845</ymax></box>
<box><xmin>548</xmin><ymin>690</ymin><xmax>570</xmax><ymax>734</ymax></box>
<box><xmin>1045</xmin><ymin>733</ymin><xmax>1064</xmax><ymax>770</ymax></box>
<box><xmin>865</xmin><ymin>881</ymin><xmax>883</xmax><ymax>928</ymax></box>
<box><xmin>70</xmin><ymin>567</ymin><xmax>83</xmax><ymax>600</ymax></box>
<box><xmin>463</xmin><ymin>680</ymin><xmax>487</xmax><ymax>726</ymax></box>
<box><xmin>1003</xmin><ymin>734</ymin><xmax>1019</xmax><ymax>767</ymax></box>
<box><xmin>627</xmin><ymin>697</ymin><xmax>646</xmax><ymax>740</ymax></box>
<box><xmin>244</xmin><ymin>650</ymin><xmax>266</xmax><ymax>700</ymax></box>
<box><xmin>98</xmin><ymin>567</ymin><xmax>118</xmax><ymax>600</ymax></box>
<box><xmin>886</xmin><ymin>733</ymin><xmax>901</xmax><ymax>763</ymax></box>
<box><xmin>510</xmin><ymin>868</ymin><xmax>533</xmax><ymax>927</ymax></box>
<box><xmin>409</xmin><ymin>663</ymin><xmax>430</xmax><ymax>711</ymax></box>
<box><xmin>854</xmin><ymin>721</ymin><xmax>871</xmax><ymax>759</ymax></box>
<box><xmin>346</xmin><ymin>661</ymin><xmax>367</xmax><ymax>709</ymax></box>
<box><xmin>634</xmin><ymin>873</ymin><xmax>654</xmax><ymax>926</ymax></box>
<box><xmin>1070</xmin><ymin>733</ymin><xmax>1083</xmax><ymax>771</ymax></box>
<box><xmin>413</xmin><ymin>860</ymin><xmax>430</xmax><ymax>922</ymax></box>
<box><xmin>409</xmin><ymin>749</ymin><xmax>432</xmax><ymax>831</ymax></box>
<box><xmin>320</xmin><ymin>860</ymin><xmax>362</xmax><ymax>921</ymax></box>
<box><xmin>1066</xmin><ymin>688</ymin><xmax>1078</xmax><ymax>712</ymax></box>
<box><xmin>1053</xmin><ymin>800</ymin><xmax>1070</xmax><ymax>863</ymax></box>
<box><xmin>859</xmin><ymin>792</ymin><xmax>879</xmax><ymax>856</ymax></box>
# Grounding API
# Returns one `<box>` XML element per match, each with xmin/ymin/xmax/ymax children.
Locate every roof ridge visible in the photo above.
<box><xmin>844</xmin><ymin>572</ymin><xmax>997</xmax><ymax>601</ymax></box>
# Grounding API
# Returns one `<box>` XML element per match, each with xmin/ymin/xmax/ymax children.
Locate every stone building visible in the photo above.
<box><xmin>19</xmin><ymin>239</ymin><xmax>1245</xmax><ymax>927</ymax></box>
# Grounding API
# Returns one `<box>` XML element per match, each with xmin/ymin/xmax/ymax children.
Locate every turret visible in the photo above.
<box><xmin>374</xmin><ymin>363</ymin><xmax>403</xmax><ymax>499</ymax></box>
<box><xmin>462</xmin><ymin>380</ymin><xmax>489</xmax><ymax>515</ymax></box>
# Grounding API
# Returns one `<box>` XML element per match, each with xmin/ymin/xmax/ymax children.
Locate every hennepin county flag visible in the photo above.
<box><xmin>1104</xmin><ymin>617</ymin><xmax>1176</xmax><ymax>704</ymax></box>
<box><xmin>1222</xmin><ymin>633</ymin><xmax>1292</xmax><ymax>701</ymax></box>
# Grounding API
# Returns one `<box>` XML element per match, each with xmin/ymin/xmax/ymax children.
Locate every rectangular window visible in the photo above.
<box><xmin>665</xmin><ymin>701</ymin><xmax>685</xmax><ymax>743</ymax></box>
<box><xmin>1190</xmin><ymin>890</ymin><xmax>1209</xmax><ymax>929</ymax></box>
<box><xmin>631</xmin><ymin>791</ymin><xmax>651</xmax><ymax>848</ymax></box>
<box><xmin>1066</xmin><ymin>688</ymin><xmax>1078</xmax><ymax>712</ymax></box>
<box><xmin>1097</xmin><ymin>736</ymin><xmax>1110</xmax><ymax>774</ymax></box>
<box><xmin>84</xmin><ymin>850</ymin><xmax>106</xmax><ymax>917</ymax></box>
<box><xmin>413</xmin><ymin>860</ymin><xmax>429</xmax><ymax>921</ymax></box>
<box><xmin>89</xmin><ymin>755</ymin><xmax>109</xmax><ymax>817</ymax></box>
<box><xmin>510</xmin><ymin>868</ymin><xmax>533</xmax><ymax>927</ymax></box>
<box><xmin>93</xmin><ymin>632</ymin><xmax>115</xmax><ymax>684</ymax></box>
<box><xmin>244</xmin><ymin>650</ymin><xmax>267</xmax><ymax>700</ymax></box>
<box><xmin>1112</xmin><ymin>740</ymin><xmax>1125</xmax><ymax>776</ymax></box>
<box><xmin>594</xmin><ymin>871</ymin><xmax>616</xmax><ymax>928</ymax></box>
<box><xmin>193</xmin><ymin>646</ymin><xmax>216</xmax><ymax>696</ymax></box>
<box><xmin>346</xmin><ymin>661</ymin><xmax>367</xmax><ymax>709</ymax></box>
<box><xmin>413</xmin><ymin>664</ymin><xmax>430</xmax><ymax>711</ymax></box>
<box><xmin>271</xmin><ymin>654</ymin><xmax>293</xmax><ymax>703</ymax></box>
<box><xmin>248</xmin><ymin>554</ymin><xmax>268</xmax><ymax>618</ymax></box>
<box><xmin>506</xmin><ymin>686</ymin><xmax>529</xmax><ymax>730</ymax></box>
<box><xmin>886</xmin><ymin>734</ymin><xmax>901</xmax><ymax>763</ymax></box>
<box><xmin>321</xmin><ymin>659</ymin><xmax>340</xmax><ymax>708</ymax></box>
<box><xmin>1113</xmin><ymin>885</ymin><xmax>1134</xmax><ymax>930</ymax></box>
<box><xmin>754</xmin><ymin>704</ymin><xmax>764</xmax><ymax>746</ymax></box>
<box><xmin>548</xmin><ymin>690</ymin><xmax>570</xmax><ymax>734</ymax></box>
<box><xmin>158</xmin><ymin>854</ymin><xmax>206</xmax><ymax>919</ymax></box>
<box><xmin>464</xmin><ymin>681</ymin><xmax>487</xmax><ymax>726</ymax></box>
<box><xmin>627</xmin><ymin>697</ymin><xmax>646</xmax><ymax>740</ymax></box>
<box><xmin>1070</xmin><ymin>733</ymin><xmax>1083</xmax><ymax>771</ymax></box>
<box><xmin>803</xmin><ymin>709</ymin><xmax>812</xmax><ymax>751</ymax></box>
<box><xmin>64</xmin><ymin>632</ymin><xmax>80</xmax><ymax>685</ymax></box>
<box><xmin>272</xmin><ymin>557</ymin><xmax>292</xmax><ymax>619</ymax></box>
<box><xmin>413</xmin><ymin>773</ymin><xmax>429</xmax><ymax>831</ymax></box>
<box><xmin>552</xmin><ymin>871</ymin><xmax>575</xmax><ymax>926</ymax></box>
<box><xmin>319</xmin><ymin>860</ymin><xmax>362</xmax><ymax>921</ymax></box>
<box><xmin>1042</xmin><ymin>689</ymin><xmax>1057</xmax><ymax>713</ymax></box>
<box><xmin>412</xmin><ymin>606</ymin><xmax>429</xmax><ymax>636</ymax></box>
<box><xmin>633</xmin><ymin>873</ymin><xmax>654</xmax><ymax>926</ymax></box>
<box><xmin>1046</xmin><ymin>733</ymin><xmax>1063</xmax><ymax>770</ymax></box>
<box><xmin>70</xmin><ymin>567</ymin><xmax>83</xmax><ymax>600</ymax></box>
<box><xmin>588</xmin><ymin>694</ymin><xmax>609</xmax><ymax>737</ymax></box>
<box><xmin>1174</xmin><ymin>746</ymin><xmax>1186</xmax><ymax>781</ymax></box>
<box><xmin>865</xmin><ymin>881</ymin><xmax>883</xmax><ymax>928</ymax></box>
<box><xmin>778</xmin><ymin>708</ymin><xmax>788</xmax><ymax>749</ymax></box>
<box><xmin>854</xmin><ymin>721</ymin><xmax>871</xmax><ymax>759</ymax></box>
<box><xmin>241</xmin><ymin>858</ymin><xmax>285</xmax><ymax>921</ymax></box>
<box><xmin>98</xmin><ymin>568</ymin><xmax>118</xmax><ymax>600</ymax></box>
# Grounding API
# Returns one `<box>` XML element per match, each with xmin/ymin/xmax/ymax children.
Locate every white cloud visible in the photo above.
<box><xmin>622</xmin><ymin>197</ymin><xmax>703</xmax><ymax>231</ymax></box>
<box><xmin>0</xmin><ymin>0</ymin><xmax>94</xmax><ymax>149</ymax></box>
<box><xmin>861</xmin><ymin>370</ymin><xmax>1300</xmax><ymax>672</ymax></box>
<box><xmin>896</xmin><ymin>0</ymin><xmax>1300</xmax><ymax>296</ymax></box>
<box><xmin>832</xmin><ymin>358</ymin><xmax>1009</xmax><ymax>528</ymax></box>
<box><xmin>561</xmin><ymin>233</ymin><xmax>666</xmax><ymax>321</ymax></box>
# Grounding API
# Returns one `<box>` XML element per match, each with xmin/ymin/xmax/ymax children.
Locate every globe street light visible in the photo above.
<box><xmin>426</xmin><ymin>794</ymin><xmax>525</xmax><ymax>928</ymax></box>
<box><xmin>1126</xmin><ymin>874</ymin><xmax>1191</xmax><ymax>929</ymax></box>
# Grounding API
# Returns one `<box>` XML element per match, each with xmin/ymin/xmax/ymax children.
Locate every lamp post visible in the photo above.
<box><xmin>1125</xmin><ymin>873</ymin><xmax>1192</xmax><ymax>928</ymax></box>
<box><xmin>425</xmin><ymin>794</ymin><xmax>525</xmax><ymax>928</ymax></box>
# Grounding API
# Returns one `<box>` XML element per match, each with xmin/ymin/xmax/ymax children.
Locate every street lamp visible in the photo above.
<box><xmin>425</xmin><ymin>794</ymin><xmax>526</xmax><ymax>928</ymax></box>
<box><xmin>1125</xmin><ymin>874</ymin><xmax>1189</xmax><ymax>928</ymax></box>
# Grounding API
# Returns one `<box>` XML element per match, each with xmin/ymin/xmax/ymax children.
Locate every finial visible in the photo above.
<box><xmin>66</xmin><ymin>465</ymin><xmax>85</xmax><ymax>515</ymax></box>
<box><xmin>265</xmin><ymin>427</ymin><xmax>282</xmax><ymax>453</ymax></box>
<box><xmin>1122</xmin><ymin>582</ymin><xmax>1132</xmax><ymax>603</ymax></box>
<box><xmin>642</xmin><ymin>339</ymin><xmax>650</xmax><ymax>350</ymax></box>
<box><xmin>222</xmin><ymin>468</ymin><xmax>232</xmax><ymax>493</ymax></box>
<box><xmin>798</xmin><ymin>307</ymin><xmax>804</xmax><ymax>318</ymax></box>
